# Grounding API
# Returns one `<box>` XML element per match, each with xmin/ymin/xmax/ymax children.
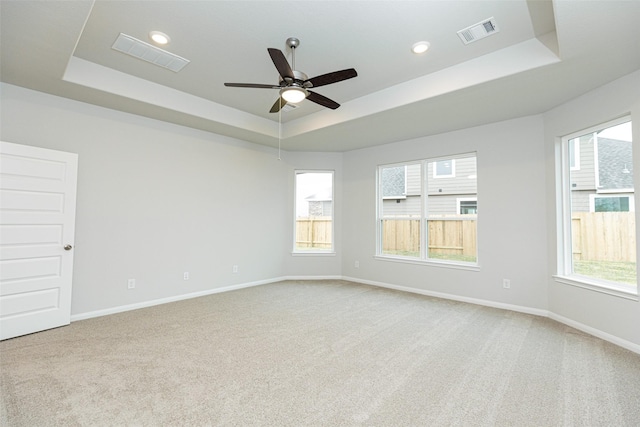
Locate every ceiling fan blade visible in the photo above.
<box><xmin>306</xmin><ymin>68</ymin><xmax>357</xmax><ymax>88</ymax></box>
<box><xmin>268</xmin><ymin>48</ymin><xmax>294</xmax><ymax>80</ymax></box>
<box><xmin>307</xmin><ymin>91</ymin><xmax>340</xmax><ymax>110</ymax></box>
<box><xmin>269</xmin><ymin>97</ymin><xmax>288</xmax><ymax>113</ymax></box>
<box><xmin>224</xmin><ymin>83</ymin><xmax>280</xmax><ymax>89</ymax></box>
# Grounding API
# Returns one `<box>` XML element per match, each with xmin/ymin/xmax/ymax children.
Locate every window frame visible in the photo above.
<box><xmin>293</xmin><ymin>170</ymin><xmax>335</xmax><ymax>256</ymax></box>
<box><xmin>555</xmin><ymin>116</ymin><xmax>637</xmax><ymax>299</ymax></box>
<box><xmin>376</xmin><ymin>153</ymin><xmax>479</xmax><ymax>271</ymax></box>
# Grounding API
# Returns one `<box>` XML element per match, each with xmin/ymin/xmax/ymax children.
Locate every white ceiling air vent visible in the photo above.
<box><xmin>281</xmin><ymin>103</ymin><xmax>299</xmax><ymax>113</ymax></box>
<box><xmin>111</xmin><ymin>33</ymin><xmax>190</xmax><ymax>72</ymax></box>
<box><xmin>457</xmin><ymin>17</ymin><xmax>499</xmax><ymax>45</ymax></box>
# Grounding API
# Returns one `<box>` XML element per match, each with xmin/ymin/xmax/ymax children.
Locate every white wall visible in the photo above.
<box><xmin>280</xmin><ymin>150</ymin><xmax>343</xmax><ymax>278</ymax></box>
<box><xmin>1</xmin><ymin>83</ymin><xmax>294</xmax><ymax>316</ymax></box>
<box><xmin>3</xmin><ymin>69</ymin><xmax>639</xmax><ymax>349</ymax></box>
<box><xmin>341</xmin><ymin>115</ymin><xmax>549</xmax><ymax>311</ymax></box>
<box><xmin>543</xmin><ymin>70</ymin><xmax>640</xmax><ymax>347</ymax></box>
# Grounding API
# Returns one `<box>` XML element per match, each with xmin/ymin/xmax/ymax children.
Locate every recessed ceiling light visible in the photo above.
<box><xmin>411</xmin><ymin>41</ymin><xmax>430</xmax><ymax>54</ymax></box>
<box><xmin>149</xmin><ymin>31</ymin><xmax>170</xmax><ymax>45</ymax></box>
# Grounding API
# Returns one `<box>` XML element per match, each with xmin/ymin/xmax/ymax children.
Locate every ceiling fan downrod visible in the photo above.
<box><xmin>286</xmin><ymin>37</ymin><xmax>299</xmax><ymax>70</ymax></box>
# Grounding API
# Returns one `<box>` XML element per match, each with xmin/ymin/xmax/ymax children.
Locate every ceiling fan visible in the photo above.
<box><xmin>224</xmin><ymin>37</ymin><xmax>358</xmax><ymax>113</ymax></box>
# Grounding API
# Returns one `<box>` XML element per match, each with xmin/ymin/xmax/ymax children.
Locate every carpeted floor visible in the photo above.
<box><xmin>2</xmin><ymin>280</ymin><xmax>640</xmax><ymax>426</ymax></box>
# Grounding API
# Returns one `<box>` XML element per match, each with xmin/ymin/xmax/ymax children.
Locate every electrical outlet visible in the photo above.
<box><xmin>128</xmin><ymin>279</ymin><xmax>135</xmax><ymax>289</ymax></box>
<box><xmin>355</xmin><ymin>260</ymin><xmax>360</xmax><ymax>268</ymax></box>
<box><xmin>232</xmin><ymin>265</ymin><xmax>238</xmax><ymax>274</ymax></box>
<box><xmin>503</xmin><ymin>279</ymin><xmax>511</xmax><ymax>289</ymax></box>
<box><xmin>183</xmin><ymin>272</ymin><xmax>189</xmax><ymax>280</ymax></box>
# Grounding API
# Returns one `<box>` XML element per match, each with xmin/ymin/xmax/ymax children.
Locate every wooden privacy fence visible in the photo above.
<box><xmin>572</xmin><ymin>212</ymin><xmax>636</xmax><ymax>262</ymax></box>
<box><xmin>382</xmin><ymin>219</ymin><xmax>477</xmax><ymax>257</ymax></box>
<box><xmin>296</xmin><ymin>217</ymin><xmax>332</xmax><ymax>249</ymax></box>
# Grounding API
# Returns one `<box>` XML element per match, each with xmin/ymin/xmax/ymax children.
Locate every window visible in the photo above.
<box><xmin>433</xmin><ymin>159</ymin><xmax>455</xmax><ymax>178</ymax></box>
<box><xmin>590</xmin><ymin>194</ymin><xmax>634</xmax><ymax>212</ymax></box>
<box><xmin>377</xmin><ymin>153</ymin><xmax>477</xmax><ymax>266</ymax></box>
<box><xmin>294</xmin><ymin>171</ymin><xmax>333</xmax><ymax>253</ymax></box>
<box><xmin>558</xmin><ymin>117</ymin><xmax>636</xmax><ymax>293</ymax></box>
<box><xmin>458</xmin><ymin>198</ymin><xmax>478</xmax><ymax>215</ymax></box>
<box><xmin>381</xmin><ymin>166</ymin><xmax>406</xmax><ymax>199</ymax></box>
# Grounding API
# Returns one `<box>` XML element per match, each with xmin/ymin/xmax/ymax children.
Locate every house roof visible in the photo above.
<box><xmin>1</xmin><ymin>1</ymin><xmax>639</xmax><ymax>151</ymax></box>
<box><xmin>598</xmin><ymin>138</ymin><xmax>634</xmax><ymax>190</ymax></box>
<box><xmin>305</xmin><ymin>188</ymin><xmax>332</xmax><ymax>202</ymax></box>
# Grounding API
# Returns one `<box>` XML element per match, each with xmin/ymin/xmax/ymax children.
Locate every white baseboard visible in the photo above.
<box><xmin>547</xmin><ymin>312</ymin><xmax>640</xmax><ymax>355</ymax></box>
<box><xmin>343</xmin><ymin>276</ymin><xmax>640</xmax><ymax>355</ymax></box>
<box><xmin>342</xmin><ymin>276</ymin><xmax>549</xmax><ymax>317</ymax></box>
<box><xmin>282</xmin><ymin>275</ymin><xmax>343</xmax><ymax>281</ymax></box>
<box><xmin>70</xmin><ymin>277</ymin><xmax>286</xmax><ymax>322</ymax></box>
<box><xmin>71</xmin><ymin>275</ymin><xmax>640</xmax><ymax>355</ymax></box>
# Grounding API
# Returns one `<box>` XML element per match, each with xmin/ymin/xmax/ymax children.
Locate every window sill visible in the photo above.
<box><xmin>374</xmin><ymin>255</ymin><xmax>480</xmax><ymax>271</ymax></box>
<box><xmin>553</xmin><ymin>275</ymin><xmax>638</xmax><ymax>301</ymax></box>
<box><xmin>291</xmin><ymin>251</ymin><xmax>336</xmax><ymax>257</ymax></box>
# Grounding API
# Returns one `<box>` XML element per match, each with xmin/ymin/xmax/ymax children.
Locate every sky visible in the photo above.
<box><xmin>295</xmin><ymin>172</ymin><xmax>332</xmax><ymax>217</ymax></box>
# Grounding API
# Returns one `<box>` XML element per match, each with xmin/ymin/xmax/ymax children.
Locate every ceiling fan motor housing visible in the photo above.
<box><xmin>280</xmin><ymin>70</ymin><xmax>311</xmax><ymax>88</ymax></box>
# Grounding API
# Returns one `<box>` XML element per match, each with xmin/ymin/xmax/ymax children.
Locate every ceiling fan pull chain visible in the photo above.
<box><xmin>278</xmin><ymin>97</ymin><xmax>282</xmax><ymax>160</ymax></box>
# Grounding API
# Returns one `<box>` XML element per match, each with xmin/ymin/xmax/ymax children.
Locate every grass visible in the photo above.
<box><xmin>573</xmin><ymin>260</ymin><xmax>637</xmax><ymax>285</ymax></box>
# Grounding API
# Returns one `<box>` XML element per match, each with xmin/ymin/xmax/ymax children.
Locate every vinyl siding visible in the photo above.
<box><xmin>382</xmin><ymin>195</ymin><xmax>421</xmax><ymax>217</ymax></box>
<box><xmin>428</xmin><ymin>194</ymin><xmax>477</xmax><ymax>216</ymax></box>
<box><xmin>406</xmin><ymin>164</ymin><xmax>421</xmax><ymax>196</ymax></box>
<box><xmin>427</xmin><ymin>156</ymin><xmax>477</xmax><ymax>195</ymax></box>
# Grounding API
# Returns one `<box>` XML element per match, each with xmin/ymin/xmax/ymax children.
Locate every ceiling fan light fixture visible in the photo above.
<box><xmin>280</xmin><ymin>86</ymin><xmax>307</xmax><ymax>103</ymax></box>
<box><xmin>149</xmin><ymin>31</ymin><xmax>170</xmax><ymax>45</ymax></box>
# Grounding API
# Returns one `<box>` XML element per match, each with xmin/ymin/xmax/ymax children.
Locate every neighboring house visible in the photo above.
<box><xmin>305</xmin><ymin>188</ymin><xmax>333</xmax><ymax>217</ymax></box>
<box><xmin>381</xmin><ymin>157</ymin><xmax>478</xmax><ymax>217</ymax></box>
<box><xmin>570</xmin><ymin>131</ymin><xmax>634</xmax><ymax>212</ymax></box>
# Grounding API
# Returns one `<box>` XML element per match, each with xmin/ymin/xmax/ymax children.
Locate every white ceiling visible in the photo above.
<box><xmin>2</xmin><ymin>1</ymin><xmax>639</xmax><ymax>152</ymax></box>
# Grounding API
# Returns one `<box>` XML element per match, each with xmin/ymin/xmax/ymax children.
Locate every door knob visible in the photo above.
<box><xmin>64</xmin><ymin>245</ymin><xmax>73</xmax><ymax>251</ymax></box>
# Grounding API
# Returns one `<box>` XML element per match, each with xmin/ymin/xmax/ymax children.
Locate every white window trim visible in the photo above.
<box><xmin>293</xmin><ymin>170</ymin><xmax>335</xmax><ymax>255</ymax></box>
<box><xmin>553</xmin><ymin>275</ymin><xmax>638</xmax><ymax>301</ymax></box>
<box><xmin>433</xmin><ymin>159</ymin><xmax>456</xmax><ymax>178</ymax></box>
<box><xmin>557</xmin><ymin>116</ymin><xmax>637</xmax><ymax>295</ymax></box>
<box><xmin>589</xmin><ymin>193</ymin><xmax>635</xmax><ymax>212</ymax></box>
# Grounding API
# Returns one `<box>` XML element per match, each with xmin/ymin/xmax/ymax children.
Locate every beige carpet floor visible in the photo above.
<box><xmin>2</xmin><ymin>280</ymin><xmax>640</xmax><ymax>426</ymax></box>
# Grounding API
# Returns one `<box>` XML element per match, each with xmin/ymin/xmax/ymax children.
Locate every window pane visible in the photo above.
<box><xmin>594</xmin><ymin>197</ymin><xmax>629</xmax><ymax>212</ymax></box>
<box><xmin>568</xmin><ymin>120</ymin><xmax>636</xmax><ymax>286</ymax></box>
<box><xmin>459</xmin><ymin>200</ymin><xmax>478</xmax><ymax>214</ymax></box>
<box><xmin>295</xmin><ymin>171</ymin><xmax>333</xmax><ymax>251</ymax></box>
<box><xmin>434</xmin><ymin>159</ymin><xmax>455</xmax><ymax>177</ymax></box>
<box><xmin>380</xmin><ymin>164</ymin><xmax>421</xmax><ymax>257</ymax></box>
<box><xmin>427</xmin><ymin>155</ymin><xmax>477</xmax><ymax>263</ymax></box>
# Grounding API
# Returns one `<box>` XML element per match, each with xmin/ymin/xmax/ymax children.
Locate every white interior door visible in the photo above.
<box><xmin>0</xmin><ymin>141</ymin><xmax>78</xmax><ymax>340</ymax></box>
